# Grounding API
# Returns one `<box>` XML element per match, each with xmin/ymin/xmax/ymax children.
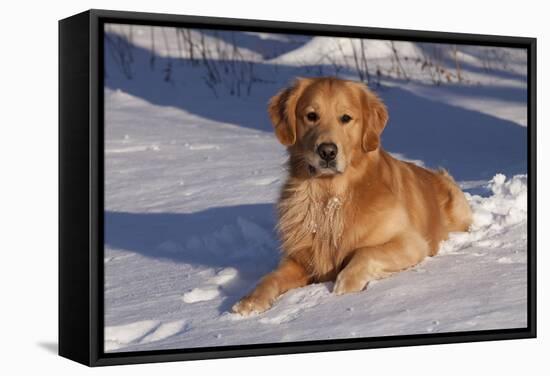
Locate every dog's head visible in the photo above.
<box><xmin>268</xmin><ymin>77</ymin><xmax>388</xmax><ymax>178</ymax></box>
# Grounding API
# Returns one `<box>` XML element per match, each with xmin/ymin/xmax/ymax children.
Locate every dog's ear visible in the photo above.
<box><xmin>268</xmin><ymin>77</ymin><xmax>311</xmax><ymax>146</ymax></box>
<box><xmin>358</xmin><ymin>85</ymin><xmax>388</xmax><ymax>153</ymax></box>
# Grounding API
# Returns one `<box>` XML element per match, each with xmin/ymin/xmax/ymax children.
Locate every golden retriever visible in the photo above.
<box><xmin>232</xmin><ymin>77</ymin><xmax>472</xmax><ymax>316</ymax></box>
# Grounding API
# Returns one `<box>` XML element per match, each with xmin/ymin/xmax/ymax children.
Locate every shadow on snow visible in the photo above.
<box><xmin>105</xmin><ymin>204</ymin><xmax>281</xmax><ymax>312</ymax></box>
<box><xmin>105</xmin><ymin>204</ymin><xmax>280</xmax><ymax>275</ymax></box>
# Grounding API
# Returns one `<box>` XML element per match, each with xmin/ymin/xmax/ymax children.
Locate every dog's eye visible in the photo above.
<box><xmin>341</xmin><ymin>114</ymin><xmax>352</xmax><ymax>124</ymax></box>
<box><xmin>306</xmin><ymin>112</ymin><xmax>319</xmax><ymax>122</ymax></box>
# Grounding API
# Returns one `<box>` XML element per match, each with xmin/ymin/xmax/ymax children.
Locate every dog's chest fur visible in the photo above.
<box><xmin>277</xmin><ymin>179</ymin><xmax>351</xmax><ymax>278</ymax></box>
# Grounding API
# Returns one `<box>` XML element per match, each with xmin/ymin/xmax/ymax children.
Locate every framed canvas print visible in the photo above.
<box><xmin>59</xmin><ymin>9</ymin><xmax>536</xmax><ymax>366</ymax></box>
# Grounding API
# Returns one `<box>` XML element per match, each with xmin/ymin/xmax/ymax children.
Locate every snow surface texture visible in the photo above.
<box><xmin>103</xmin><ymin>24</ymin><xmax>528</xmax><ymax>352</ymax></box>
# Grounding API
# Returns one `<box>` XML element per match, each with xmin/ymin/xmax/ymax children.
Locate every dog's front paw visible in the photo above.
<box><xmin>232</xmin><ymin>295</ymin><xmax>273</xmax><ymax>316</ymax></box>
<box><xmin>333</xmin><ymin>269</ymin><xmax>368</xmax><ymax>295</ymax></box>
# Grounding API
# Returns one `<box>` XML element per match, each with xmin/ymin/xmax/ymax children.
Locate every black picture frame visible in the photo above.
<box><xmin>59</xmin><ymin>9</ymin><xmax>537</xmax><ymax>367</ymax></box>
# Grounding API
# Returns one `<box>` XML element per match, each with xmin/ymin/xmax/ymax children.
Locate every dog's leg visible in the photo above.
<box><xmin>333</xmin><ymin>232</ymin><xmax>429</xmax><ymax>295</ymax></box>
<box><xmin>232</xmin><ymin>258</ymin><xmax>310</xmax><ymax>315</ymax></box>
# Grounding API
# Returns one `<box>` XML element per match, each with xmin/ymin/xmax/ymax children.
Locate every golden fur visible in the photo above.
<box><xmin>232</xmin><ymin>77</ymin><xmax>472</xmax><ymax>315</ymax></box>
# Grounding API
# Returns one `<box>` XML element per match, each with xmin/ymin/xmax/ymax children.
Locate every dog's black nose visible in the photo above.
<box><xmin>317</xmin><ymin>143</ymin><xmax>338</xmax><ymax>162</ymax></box>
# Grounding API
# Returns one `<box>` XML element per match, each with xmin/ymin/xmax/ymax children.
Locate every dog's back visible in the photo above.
<box><xmin>377</xmin><ymin>151</ymin><xmax>472</xmax><ymax>256</ymax></box>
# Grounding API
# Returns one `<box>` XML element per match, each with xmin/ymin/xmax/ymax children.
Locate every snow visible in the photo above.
<box><xmin>209</xmin><ymin>267</ymin><xmax>239</xmax><ymax>285</ymax></box>
<box><xmin>104</xmin><ymin>319</ymin><xmax>188</xmax><ymax>351</ymax></box>
<box><xmin>105</xmin><ymin>24</ymin><xmax>262</xmax><ymax>61</ymax></box>
<box><xmin>399</xmin><ymin>83</ymin><xmax>528</xmax><ymax>127</ymax></box>
<box><xmin>140</xmin><ymin>320</ymin><xmax>187</xmax><ymax>343</ymax></box>
<box><xmin>104</xmin><ymin>320</ymin><xmax>160</xmax><ymax>351</ymax></box>
<box><xmin>182</xmin><ymin>287</ymin><xmax>220</xmax><ymax>303</ymax></box>
<box><xmin>439</xmin><ymin>174</ymin><xmax>527</xmax><ymax>256</ymax></box>
<box><xmin>103</xmin><ymin>24</ymin><xmax>528</xmax><ymax>353</ymax></box>
<box><xmin>272</xmin><ymin>36</ymin><xmax>423</xmax><ymax>65</ymax></box>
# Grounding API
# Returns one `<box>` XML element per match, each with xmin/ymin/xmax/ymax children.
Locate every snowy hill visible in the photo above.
<box><xmin>271</xmin><ymin>36</ymin><xmax>423</xmax><ymax>65</ymax></box>
<box><xmin>103</xmin><ymin>25</ymin><xmax>528</xmax><ymax>352</ymax></box>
